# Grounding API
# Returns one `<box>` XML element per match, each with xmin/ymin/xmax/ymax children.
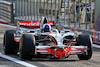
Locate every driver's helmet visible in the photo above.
<box><xmin>43</xmin><ymin>24</ymin><xmax>51</xmax><ymax>32</ymax></box>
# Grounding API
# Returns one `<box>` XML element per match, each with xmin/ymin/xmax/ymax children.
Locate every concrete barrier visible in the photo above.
<box><xmin>0</xmin><ymin>1</ymin><xmax>14</xmax><ymax>23</ymax></box>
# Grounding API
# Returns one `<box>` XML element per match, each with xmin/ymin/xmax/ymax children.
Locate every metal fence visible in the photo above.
<box><xmin>2</xmin><ymin>0</ymin><xmax>94</xmax><ymax>30</ymax></box>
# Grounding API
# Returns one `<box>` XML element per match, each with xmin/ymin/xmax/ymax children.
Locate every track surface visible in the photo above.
<box><xmin>0</xmin><ymin>24</ymin><xmax>100</xmax><ymax>67</ymax></box>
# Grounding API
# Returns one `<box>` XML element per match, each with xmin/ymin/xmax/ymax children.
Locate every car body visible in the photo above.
<box><xmin>3</xmin><ymin>18</ymin><xmax>92</xmax><ymax>60</ymax></box>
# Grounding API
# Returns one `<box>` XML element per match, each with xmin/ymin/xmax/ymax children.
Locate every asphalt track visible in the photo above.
<box><xmin>0</xmin><ymin>24</ymin><xmax>100</xmax><ymax>67</ymax></box>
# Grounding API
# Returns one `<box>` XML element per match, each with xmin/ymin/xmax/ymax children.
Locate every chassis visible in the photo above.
<box><xmin>3</xmin><ymin>21</ymin><xmax>92</xmax><ymax>60</ymax></box>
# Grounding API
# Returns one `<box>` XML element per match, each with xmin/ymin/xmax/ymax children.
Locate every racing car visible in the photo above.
<box><xmin>3</xmin><ymin>17</ymin><xmax>92</xmax><ymax>60</ymax></box>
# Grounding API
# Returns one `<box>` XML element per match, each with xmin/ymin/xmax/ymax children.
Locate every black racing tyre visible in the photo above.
<box><xmin>77</xmin><ymin>34</ymin><xmax>92</xmax><ymax>60</ymax></box>
<box><xmin>19</xmin><ymin>34</ymin><xmax>35</xmax><ymax>60</ymax></box>
<box><xmin>3</xmin><ymin>30</ymin><xmax>17</xmax><ymax>54</ymax></box>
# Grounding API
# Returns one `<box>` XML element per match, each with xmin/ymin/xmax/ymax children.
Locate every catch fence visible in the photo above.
<box><xmin>1</xmin><ymin>0</ymin><xmax>95</xmax><ymax>30</ymax></box>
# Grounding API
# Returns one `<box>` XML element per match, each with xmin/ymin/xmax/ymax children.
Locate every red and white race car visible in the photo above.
<box><xmin>3</xmin><ymin>17</ymin><xmax>92</xmax><ymax>60</ymax></box>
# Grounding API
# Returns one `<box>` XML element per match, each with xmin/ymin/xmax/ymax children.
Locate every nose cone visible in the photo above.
<box><xmin>54</xmin><ymin>48</ymin><xmax>65</xmax><ymax>57</ymax></box>
<box><xmin>58</xmin><ymin>46</ymin><xmax>64</xmax><ymax>50</ymax></box>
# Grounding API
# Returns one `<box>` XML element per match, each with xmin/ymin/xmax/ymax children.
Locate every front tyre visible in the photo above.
<box><xmin>3</xmin><ymin>30</ymin><xmax>17</xmax><ymax>54</ymax></box>
<box><xmin>77</xmin><ymin>34</ymin><xmax>92</xmax><ymax>60</ymax></box>
<box><xmin>19</xmin><ymin>34</ymin><xmax>35</xmax><ymax>60</ymax></box>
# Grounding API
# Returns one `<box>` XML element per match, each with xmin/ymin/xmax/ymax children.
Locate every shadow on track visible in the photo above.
<box><xmin>23</xmin><ymin>56</ymin><xmax>79</xmax><ymax>62</ymax></box>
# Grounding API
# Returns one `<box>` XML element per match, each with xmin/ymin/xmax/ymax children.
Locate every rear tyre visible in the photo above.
<box><xmin>19</xmin><ymin>34</ymin><xmax>35</xmax><ymax>60</ymax></box>
<box><xmin>77</xmin><ymin>34</ymin><xmax>92</xmax><ymax>60</ymax></box>
<box><xmin>3</xmin><ymin>30</ymin><xmax>17</xmax><ymax>54</ymax></box>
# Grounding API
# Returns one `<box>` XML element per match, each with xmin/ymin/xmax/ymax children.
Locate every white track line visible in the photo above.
<box><xmin>0</xmin><ymin>53</ymin><xmax>37</xmax><ymax>67</ymax></box>
<box><xmin>92</xmin><ymin>44</ymin><xmax>100</xmax><ymax>48</ymax></box>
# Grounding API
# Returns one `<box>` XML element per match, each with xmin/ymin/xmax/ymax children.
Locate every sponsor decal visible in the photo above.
<box><xmin>48</xmin><ymin>21</ymin><xmax>54</xmax><ymax>25</ymax></box>
<box><xmin>19</xmin><ymin>21</ymin><xmax>41</xmax><ymax>26</ymax></box>
<box><xmin>19</xmin><ymin>21</ymin><xmax>54</xmax><ymax>27</ymax></box>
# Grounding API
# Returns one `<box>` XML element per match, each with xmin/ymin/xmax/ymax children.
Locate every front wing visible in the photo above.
<box><xmin>35</xmin><ymin>45</ymin><xmax>87</xmax><ymax>58</ymax></box>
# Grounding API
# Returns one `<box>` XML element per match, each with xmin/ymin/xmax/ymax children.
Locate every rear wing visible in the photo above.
<box><xmin>17</xmin><ymin>21</ymin><xmax>54</xmax><ymax>30</ymax></box>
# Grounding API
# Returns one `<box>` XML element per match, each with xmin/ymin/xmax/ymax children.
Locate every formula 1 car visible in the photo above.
<box><xmin>3</xmin><ymin>18</ymin><xmax>92</xmax><ymax>60</ymax></box>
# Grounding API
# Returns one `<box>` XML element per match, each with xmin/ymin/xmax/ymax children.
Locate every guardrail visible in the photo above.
<box><xmin>0</xmin><ymin>0</ymin><xmax>14</xmax><ymax>23</ymax></box>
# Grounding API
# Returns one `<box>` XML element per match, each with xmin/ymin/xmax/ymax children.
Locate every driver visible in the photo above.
<box><xmin>40</xmin><ymin>17</ymin><xmax>51</xmax><ymax>32</ymax></box>
<box><xmin>43</xmin><ymin>24</ymin><xmax>51</xmax><ymax>33</ymax></box>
